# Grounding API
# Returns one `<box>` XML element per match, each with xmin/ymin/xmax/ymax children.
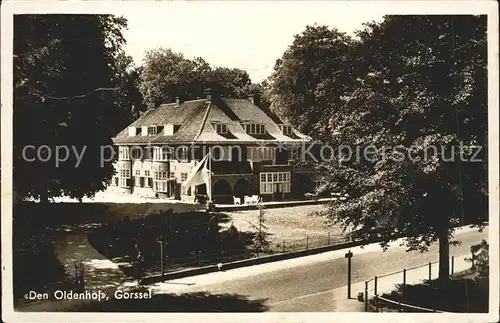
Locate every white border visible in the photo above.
<box><xmin>1</xmin><ymin>1</ymin><xmax>499</xmax><ymax>322</ymax></box>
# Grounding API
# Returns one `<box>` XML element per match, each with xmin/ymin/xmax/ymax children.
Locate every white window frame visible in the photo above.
<box><xmin>144</xmin><ymin>170</ymin><xmax>150</xmax><ymax>177</ymax></box>
<box><xmin>119</xmin><ymin>147</ymin><xmax>130</xmax><ymax>160</ymax></box>
<box><xmin>244</xmin><ymin>123</ymin><xmax>265</xmax><ymax>135</ymax></box>
<box><xmin>180</xmin><ymin>172</ymin><xmax>188</xmax><ymax>182</ymax></box>
<box><xmin>153</xmin><ymin>171</ymin><xmax>168</xmax><ymax>192</ymax></box>
<box><xmin>281</xmin><ymin>125</ymin><xmax>292</xmax><ymax>136</ymax></box>
<box><xmin>259</xmin><ymin>172</ymin><xmax>291</xmax><ymax>194</ymax></box>
<box><xmin>214</xmin><ymin>123</ymin><xmax>228</xmax><ymax>134</ymax></box>
<box><xmin>148</xmin><ymin>126</ymin><xmax>157</xmax><ymax>136</ymax></box>
<box><xmin>118</xmin><ymin>169</ymin><xmax>130</xmax><ymax>187</ymax></box>
<box><xmin>178</xmin><ymin>147</ymin><xmax>188</xmax><ymax>162</ymax></box>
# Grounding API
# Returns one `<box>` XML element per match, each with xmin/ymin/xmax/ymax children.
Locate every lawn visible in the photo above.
<box><xmin>14</xmin><ymin>201</ymin><xmax>348</xmax><ymax>288</ymax></box>
<box><xmin>223</xmin><ymin>204</ymin><xmax>347</xmax><ymax>252</ymax></box>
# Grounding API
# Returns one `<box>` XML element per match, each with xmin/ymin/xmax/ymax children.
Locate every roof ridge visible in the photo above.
<box><xmin>194</xmin><ymin>102</ymin><xmax>212</xmax><ymax>141</ymax></box>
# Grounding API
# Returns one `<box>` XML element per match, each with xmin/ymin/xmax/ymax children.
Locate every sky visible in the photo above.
<box><xmin>121</xmin><ymin>1</ymin><xmax>386</xmax><ymax>83</ymax></box>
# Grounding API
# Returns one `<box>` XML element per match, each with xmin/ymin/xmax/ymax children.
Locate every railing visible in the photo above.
<box><xmin>363</xmin><ymin>256</ymin><xmax>466</xmax><ymax>312</ymax></box>
<box><xmin>140</xmin><ymin>234</ymin><xmax>356</xmax><ymax>277</ymax></box>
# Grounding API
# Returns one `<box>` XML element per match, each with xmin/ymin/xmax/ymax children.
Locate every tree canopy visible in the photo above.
<box><xmin>310</xmin><ymin>15</ymin><xmax>487</xmax><ymax>282</ymax></box>
<box><xmin>14</xmin><ymin>15</ymin><xmax>131</xmax><ymax>202</ymax></box>
<box><xmin>266</xmin><ymin>25</ymin><xmax>360</xmax><ymax>139</ymax></box>
<box><xmin>139</xmin><ymin>47</ymin><xmax>264</xmax><ymax>108</ymax></box>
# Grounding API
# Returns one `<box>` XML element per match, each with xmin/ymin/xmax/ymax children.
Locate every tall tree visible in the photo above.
<box><xmin>208</xmin><ymin>67</ymin><xmax>252</xmax><ymax>98</ymax></box>
<box><xmin>139</xmin><ymin>47</ymin><xmax>260</xmax><ymax>107</ymax></box>
<box><xmin>321</xmin><ymin>15</ymin><xmax>487</xmax><ymax>282</ymax></box>
<box><xmin>267</xmin><ymin>25</ymin><xmax>360</xmax><ymax>139</ymax></box>
<box><xmin>14</xmin><ymin>15</ymin><xmax>129</xmax><ymax>202</ymax></box>
<box><xmin>112</xmin><ymin>52</ymin><xmax>146</xmax><ymax>123</ymax></box>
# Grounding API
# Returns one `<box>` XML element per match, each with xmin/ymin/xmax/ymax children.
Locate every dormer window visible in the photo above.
<box><xmin>280</xmin><ymin>124</ymin><xmax>293</xmax><ymax>136</ymax></box>
<box><xmin>244</xmin><ymin>123</ymin><xmax>265</xmax><ymax>135</ymax></box>
<box><xmin>147</xmin><ymin>126</ymin><xmax>157</xmax><ymax>135</ymax></box>
<box><xmin>213</xmin><ymin>123</ymin><xmax>228</xmax><ymax>134</ymax></box>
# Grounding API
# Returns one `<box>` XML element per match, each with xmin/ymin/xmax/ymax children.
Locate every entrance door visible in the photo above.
<box><xmin>273</xmin><ymin>183</ymin><xmax>283</xmax><ymax>201</ymax></box>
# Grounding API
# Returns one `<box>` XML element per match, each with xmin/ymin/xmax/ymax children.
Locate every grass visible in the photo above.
<box><xmin>372</xmin><ymin>269</ymin><xmax>489</xmax><ymax>313</ymax></box>
<box><xmin>14</xmin><ymin>201</ymin><xmax>347</xmax><ymax>291</ymax></box>
<box><xmin>223</xmin><ymin>204</ymin><xmax>346</xmax><ymax>252</ymax></box>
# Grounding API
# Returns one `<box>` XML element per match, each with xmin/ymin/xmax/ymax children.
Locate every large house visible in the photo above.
<box><xmin>110</xmin><ymin>89</ymin><xmax>317</xmax><ymax>204</ymax></box>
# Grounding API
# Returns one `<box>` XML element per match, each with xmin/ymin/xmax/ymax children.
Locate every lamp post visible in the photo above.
<box><xmin>156</xmin><ymin>237</ymin><xmax>164</xmax><ymax>277</ymax></box>
<box><xmin>345</xmin><ymin>250</ymin><xmax>354</xmax><ymax>299</ymax></box>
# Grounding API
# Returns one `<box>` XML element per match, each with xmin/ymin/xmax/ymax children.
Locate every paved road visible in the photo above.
<box><xmin>153</xmin><ymin>226</ymin><xmax>488</xmax><ymax>311</ymax></box>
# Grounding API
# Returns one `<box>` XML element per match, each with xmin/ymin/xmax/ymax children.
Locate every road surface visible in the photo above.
<box><xmin>151</xmin><ymin>226</ymin><xmax>488</xmax><ymax>311</ymax></box>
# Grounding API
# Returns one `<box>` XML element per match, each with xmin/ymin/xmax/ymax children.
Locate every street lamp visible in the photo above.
<box><xmin>345</xmin><ymin>250</ymin><xmax>354</xmax><ymax>299</ymax></box>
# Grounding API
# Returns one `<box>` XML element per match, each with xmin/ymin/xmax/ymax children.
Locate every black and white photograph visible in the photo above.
<box><xmin>1</xmin><ymin>1</ymin><xmax>499</xmax><ymax>322</ymax></box>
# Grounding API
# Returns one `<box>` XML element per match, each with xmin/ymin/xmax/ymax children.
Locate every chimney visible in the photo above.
<box><xmin>249</xmin><ymin>94</ymin><xmax>261</xmax><ymax>107</ymax></box>
<box><xmin>175</xmin><ymin>96</ymin><xmax>184</xmax><ymax>107</ymax></box>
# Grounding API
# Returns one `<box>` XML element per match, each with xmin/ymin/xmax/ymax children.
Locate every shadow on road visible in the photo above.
<box><xmin>73</xmin><ymin>291</ymin><xmax>269</xmax><ymax>312</ymax></box>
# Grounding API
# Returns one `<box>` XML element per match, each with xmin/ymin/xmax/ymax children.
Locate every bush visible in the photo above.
<box><xmin>468</xmin><ymin>239</ymin><xmax>489</xmax><ymax>281</ymax></box>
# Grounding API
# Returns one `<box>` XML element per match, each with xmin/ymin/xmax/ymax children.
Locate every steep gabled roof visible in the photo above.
<box><xmin>112</xmin><ymin>97</ymin><xmax>311</xmax><ymax>145</ymax></box>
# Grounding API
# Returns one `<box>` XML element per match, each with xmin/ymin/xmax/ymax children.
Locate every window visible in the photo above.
<box><xmin>144</xmin><ymin>147</ymin><xmax>152</xmax><ymax>160</ymax></box>
<box><xmin>154</xmin><ymin>171</ymin><xmax>167</xmax><ymax>180</ymax></box>
<box><xmin>131</xmin><ymin>147</ymin><xmax>142</xmax><ymax>160</ymax></box>
<box><xmin>170</xmin><ymin>172</ymin><xmax>175</xmax><ymax>178</ymax></box>
<box><xmin>147</xmin><ymin>126</ymin><xmax>157</xmax><ymax>135</ymax></box>
<box><xmin>153</xmin><ymin>146</ymin><xmax>172</xmax><ymax>161</ymax></box>
<box><xmin>162</xmin><ymin>147</ymin><xmax>172</xmax><ymax>160</ymax></box>
<box><xmin>181</xmin><ymin>172</ymin><xmax>188</xmax><ymax>182</ymax></box>
<box><xmin>178</xmin><ymin>146</ymin><xmax>188</xmax><ymax>162</ymax></box>
<box><xmin>135</xmin><ymin>169</ymin><xmax>141</xmax><ymax>176</ymax></box>
<box><xmin>244</xmin><ymin>123</ymin><xmax>265</xmax><ymax>135</ymax></box>
<box><xmin>119</xmin><ymin>147</ymin><xmax>130</xmax><ymax>160</ymax></box>
<box><xmin>153</xmin><ymin>171</ymin><xmax>168</xmax><ymax>192</ymax></box>
<box><xmin>144</xmin><ymin>170</ymin><xmax>150</xmax><ymax>177</ymax></box>
<box><xmin>246</xmin><ymin>147</ymin><xmax>274</xmax><ymax>161</ymax></box>
<box><xmin>120</xmin><ymin>169</ymin><xmax>130</xmax><ymax>178</ymax></box>
<box><xmin>119</xmin><ymin>178</ymin><xmax>128</xmax><ymax>187</ymax></box>
<box><xmin>213</xmin><ymin>123</ymin><xmax>228</xmax><ymax>134</ymax></box>
<box><xmin>281</xmin><ymin>125</ymin><xmax>293</xmax><ymax>136</ymax></box>
<box><xmin>259</xmin><ymin>172</ymin><xmax>291</xmax><ymax>194</ymax></box>
<box><xmin>118</xmin><ymin>169</ymin><xmax>130</xmax><ymax>187</ymax></box>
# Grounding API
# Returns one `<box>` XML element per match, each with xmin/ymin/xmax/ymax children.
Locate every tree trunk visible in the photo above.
<box><xmin>438</xmin><ymin>229</ymin><xmax>450</xmax><ymax>283</ymax></box>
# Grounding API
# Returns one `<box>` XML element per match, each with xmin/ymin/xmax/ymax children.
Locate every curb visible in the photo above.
<box><xmin>139</xmin><ymin>238</ymin><xmax>377</xmax><ymax>285</ymax></box>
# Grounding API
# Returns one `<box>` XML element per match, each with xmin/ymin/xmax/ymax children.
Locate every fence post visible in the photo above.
<box><xmin>374</xmin><ymin>276</ymin><xmax>378</xmax><ymax>296</ymax></box>
<box><xmin>197</xmin><ymin>250</ymin><xmax>201</xmax><ymax>266</ymax></box>
<box><xmin>398</xmin><ymin>300</ymin><xmax>402</xmax><ymax>312</ymax></box>
<box><xmin>374</xmin><ymin>295</ymin><xmax>378</xmax><ymax>312</ymax></box>
<box><xmin>306</xmin><ymin>236</ymin><xmax>309</xmax><ymax>251</ymax></box>
<box><xmin>451</xmin><ymin>256</ymin><xmax>454</xmax><ymax>275</ymax></box>
<box><xmin>282</xmin><ymin>238</ymin><xmax>285</xmax><ymax>253</ymax></box>
<box><xmin>80</xmin><ymin>261</ymin><xmax>85</xmax><ymax>291</ymax></box>
<box><xmin>403</xmin><ymin>269</ymin><xmax>406</xmax><ymax>288</ymax></box>
<box><xmin>159</xmin><ymin>242</ymin><xmax>164</xmax><ymax>276</ymax></box>
<box><xmin>428</xmin><ymin>262</ymin><xmax>432</xmax><ymax>281</ymax></box>
<box><xmin>364</xmin><ymin>281</ymin><xmax>368</xmax><ymax>312</ymax></box>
